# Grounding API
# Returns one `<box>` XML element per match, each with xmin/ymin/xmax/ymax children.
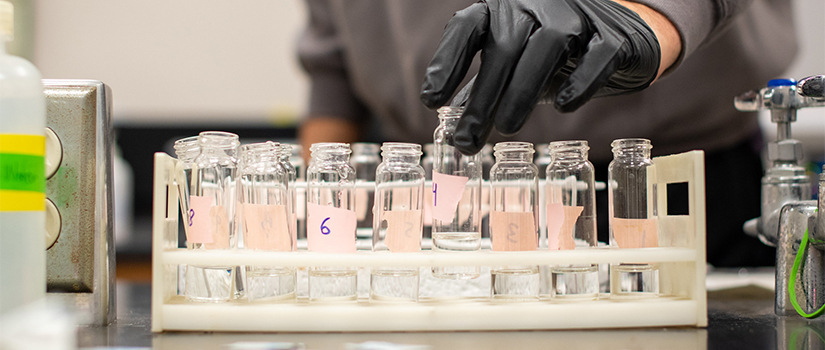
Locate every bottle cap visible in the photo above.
<box><xmin>767</xmin><ymin>78</ymin><xmax>796</xmax><ymax>88</ymax></box>
<box><xmin>0</xmin><ymin>1</ymin><xmax>12</xmax><ymax>40</ymax></box>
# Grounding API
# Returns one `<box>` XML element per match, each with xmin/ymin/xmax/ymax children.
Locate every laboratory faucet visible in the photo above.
<box><xmin>735</xmin><ymin>75</ymin><xmax>825</xmax><ymax>316</ymax></box>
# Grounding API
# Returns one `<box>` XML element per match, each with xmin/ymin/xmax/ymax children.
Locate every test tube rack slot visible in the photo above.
<box><xmin>151</xmin><ymin>150</ymin><xmax>707</xmax><ymax>332</ymax></box>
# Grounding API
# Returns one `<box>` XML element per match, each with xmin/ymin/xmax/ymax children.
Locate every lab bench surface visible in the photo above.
<box><xmin>75</xmin><ymin>277</ymin><xmax>824</xmax><ymax>350</ymax></box>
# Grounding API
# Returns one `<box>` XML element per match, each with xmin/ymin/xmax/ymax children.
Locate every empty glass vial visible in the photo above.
<box><xmin>185</xmin><ymin>131</ymin><xmax>240</xmax><ymax>302</ymax></box>
<box><xmin>237</xmin><ymin>141</ymin><xmax>296</xmax><ymax>301</ymax></box>
<box><xmin>351</xmin><ymin>143</ymin><xmax>380</xmax><ymax>243</ymax></box>
<box><xmin>431</xmin><ymin>107</ymin><xmax>482</xmax><ymax>279</ymax></box>
<box><xmin>545</xmin><ymin>140</ymin><xmax>599</xmax><ymax>300</ymax></box>
<box><xmin>174</xmin><ymin>136</ymin><xmax>199</xmax><ymax>246</ymax></box>
<box><xmin>533</xmin><ymin>143</ymin><xmax>552</xmax><ymax>250</ymax></box>
<box><xmin>286</xmin><ymin>144</ymin><xmax>307</xmax><ymax>239</ymax></box>
<box><xmin>608</xmin><ymin>138</ymin><xmax>658</xmax><ymax>298</ymax></box>
<box><xmin>173</xmin><ymin>136</ymin><xmax>199</xmax><ymax>296</ymax></box>
<box><xmin>480</xmin><ymin>143</ymin><xmax>494</xmax><ymax>239</ymax></box>
<box><xmin>421</xmin><ymin>143</ymin><xmax>435</xmax><ymax>239</ymax></box>
<box><xmin>277</xmin><ymin>144</ymin><xmax>299</xmax><ymax>250</ymax></box>
<box><xmin>534</xmin><ymin>144</ymin><xmax>552</xmax><ymax>179</ymax></box>
<box><xmin>489</xmin><ymin>142</ymin><xmax>540</xmax><ymax>300</ymax></box>
<box><xmin>371</xmin><ymin>142</ymin><xmax>425</xmax><ymax>301</ymax></box>
<box><xmin>306</xmin><ymin>142</ymin><xmax>358</xmax><ymax>301</ymax></box>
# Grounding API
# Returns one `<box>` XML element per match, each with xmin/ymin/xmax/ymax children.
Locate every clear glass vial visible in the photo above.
<box><xmin>237</xmin><ymin>141</ymin><xmax>296</xmax><ymax>301</ymax></box>
<box><xmin>608</xmin><ymin>138</ymin><xmax>658</xmax><ymax>298</ymax></box>
<box><xmin>185</xmin><ymin>131</ymin><xmax>241</xmax><ymax>302</ymax></box>
<box><xmin>306</xmin><ymin>142</ymin><xmax>358</xmax><ymax>301</ymax></box>
<box><xmin>277</xmin><ymin>144</ymin><xmax>299</xmax><ymax>249</ymax></box>
<box><xmin>285</xmin><ymin>144</ymin><xmax>307</xmax><ymax>239</ymax></box>
<box><xmin>431</xmin><ymin>107</ymin><xmax>482</xmax><ymax>279</ymax></box>
<box><xmin>421</xmin><ymin>143</ymin><xmax>435</xmax><ymax>239</ymax></box>
<box><xmin>545</xmin><ymin>140</ymin><xmax>599</xmax><ymax>300</ymax></box>
<box><xmin>351</xmin><ymin>143</ymin><xmax>381</xmax><ymax>242</ymax></box>
<box><xmin>371</xmin><ymin>142</ymin><xmax>425</xmax><ymax>301</ymax></box>
<box><xmin>174</xmin><ymin>136</ymin><xmax>199</xmax><ymax>244</ymax></box>
<box><xmin>489</xmin><ymin>142</ymin><xmax>540</xmax><ymax>300</ymax></box>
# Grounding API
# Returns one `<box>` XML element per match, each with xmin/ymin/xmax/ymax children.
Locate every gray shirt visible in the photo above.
<box><xmin>298</xmin><ymin>0</ymin><xmax>796</xmax><ymax>162</ymax></box>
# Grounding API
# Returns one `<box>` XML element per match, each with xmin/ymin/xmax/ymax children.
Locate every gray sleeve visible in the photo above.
<box><xmin>630</xmin><ymin>0</ymin><xmax>754</xmax><ymax>67</ymax></box>
<box><xmin>297</xmin><ymin>0</ymin><xmax>369</xmax><ymax>124</ymax></box>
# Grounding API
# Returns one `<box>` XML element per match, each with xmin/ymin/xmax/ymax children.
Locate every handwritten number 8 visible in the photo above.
<box><xmin>321</xmin><ymin>217</ymin><xmax>331</xmax><ymax>235</ymax></box>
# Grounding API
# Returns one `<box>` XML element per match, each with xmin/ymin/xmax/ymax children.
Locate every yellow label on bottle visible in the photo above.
<box><xmin>0</xmin><ymin>134</ymin><xmax>46</xmax><ymax>211</ymax></box>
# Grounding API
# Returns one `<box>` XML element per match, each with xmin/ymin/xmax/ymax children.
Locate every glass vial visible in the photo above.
<box><xmin>351</xmin><ymin>143</ymin><xmax>380</xmax><ymax>243</ymax></box>
<box><xmin>238</xmin><ymin>141</ymin><xmax>296</xmax><ymax>301</ymax></box>
<box><xmin>371</xmin><ymin>143</ymin><xmax>425</xmax><ymax>301</ymax></box>
<box><xmin>174</xmin><ymin>136</ymin><xmax>199</xmax><ymax>246</ymax></box>
<box><xmin>421</xmin><ymin>143</ymin><xmax>435</xmax><ymax>239</ymax></box>
<box><xmin>480</xmin><ymin>143</ymin><xmax>494</xmax><ymax>239</ymax></box>
<box><xmin>431</xmin><ymin>107</ymin><xmax>482</xmax><ymax>279</ymax></box>
<box><xmin>489</xmin><ymin>142</ymin><xmax>540</xmax><ymax>300</ymax></box>
<box><xmin>185</xmin><ymin>131</ymin><xmax>240</xmax><ymax>302</ymax></box>
<box><xmin>286</xmin><ymin>144</ymin><xmax>307</xmax><ymax>240</ymax></box>
<box><xmin>545</xmin><ymin>140</ymin><xmax>599</xmax><ymax>300</ymax></box>
<box><xmin>306</xmin><ymin>142</ymin><xmax>358</xmax><ymax>301</ymax></box>
<box><xmin>277</xmin><ymin>144</ymin><xmax>299</xmax><ymax>250</ymax></box>
<box><xmin>608</xmin><ymin>138</ymin><xmax>658</xmax><ymax>298</ymax></box>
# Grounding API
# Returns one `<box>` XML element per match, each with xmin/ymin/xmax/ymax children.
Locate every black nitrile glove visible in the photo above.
<box><xmin>420</xmin><ymin>0</ymin><xmax>661</xmax><ymax>155</ymax></box>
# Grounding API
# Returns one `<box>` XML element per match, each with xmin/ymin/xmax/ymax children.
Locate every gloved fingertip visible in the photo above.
<box><xmin>420</xmin><ymin>90</ymin><xmax>446</xmax><ymax>110</ymax></box>
<box><xmin>554</xmin><ymin>88</ymin><xmax>585</xmax><ymax>113</ymax></box>
<box><xmin>453</xmin><ymin>131</ymin><xmax>483</xmax><ymax>156</ymax></box>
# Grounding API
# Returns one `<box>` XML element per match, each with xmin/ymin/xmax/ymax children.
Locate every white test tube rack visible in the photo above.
<box><xmin>151</xmin><ymin>150</ymin><xmax>707</xmax><ymax>332</ymax></box>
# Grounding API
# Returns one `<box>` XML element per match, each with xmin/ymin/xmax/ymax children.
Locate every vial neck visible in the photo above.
<box><xmin>495</xmin><ymin>151</ymin><xmax>533</xmax><ymax>163</ymax></box>
<box><xmin>383</xmin><ymin>154</ymin><xmax>421</xmax><ymax>164</ymax></box>
<box><xmin>611</xmin><ymin>139</ymin><xmax>651</xmax><ymax>160</ymax></box>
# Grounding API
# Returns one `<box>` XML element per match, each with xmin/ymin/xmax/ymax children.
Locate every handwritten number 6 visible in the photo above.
<box><xmin>321</xmin><ymin>217</ymin><xmax>331</xmax><ymax>235</ymax></box>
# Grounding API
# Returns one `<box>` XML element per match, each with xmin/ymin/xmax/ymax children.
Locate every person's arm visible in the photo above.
<box><xmin>298</xmin><ymin>116</ymin><xmax>361</xmax><ymax>162</ymax></box>
<box><xmin>297</xmin><ymin>0</ymin><xmax>371</xmax><ymax>160</ymax></box>
<box><xmin>614</xmin><ymin>1</ymin><xmax>681</xmax><ymax>80</ymax></box>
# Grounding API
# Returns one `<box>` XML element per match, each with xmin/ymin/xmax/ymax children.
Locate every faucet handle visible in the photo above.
<box><xmin>735</xmin><ymin>78</ymin><xmax>825</xmax><ymax>123</ymax></box>
<box><xmin>798</xmin><ymin>75</ymin><xmax>825</xmax><ymax>100</ymax></box>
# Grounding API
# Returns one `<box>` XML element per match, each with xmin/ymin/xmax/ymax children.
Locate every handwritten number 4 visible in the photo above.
<box><xmin>433</xmin><ymin>183</ymin><xmax>437</xmax><ymax>206</ymax></box>
<box><xmin>321</xmin><ymin>217</ymin><xmax>331</xmax><ymax>235</ymax></box>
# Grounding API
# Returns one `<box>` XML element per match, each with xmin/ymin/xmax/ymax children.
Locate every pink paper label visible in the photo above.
<box><xmin>431</xmin><ymin>171</ymin><xmax>469</xmax><ymax>222</ymax></box>
<box><xmin>423</xmin><ymin>189</ymin><xmax>433</xmax><ymax>226</ymax></box>
<box><xmin>206</xmin><ymin>205</ymin><xmax>230</xmax><ymax>249</ymax></box>
<box><xmin>355</xmin><ymin>187</ymin><xmax>370</xmax><ymax>221</ymax></box>
<box><xmin>546</xmin><ymin>204</ymin><xmax>584</xmax><ymax>250</ymax></box>
<box><xmin>612</xmin><ymin>217</ymin><xmax>659</xmax><ymax>248</ymax></box>
<box><xmin>187</xmin><ymin>195</ymin><xmax>215</xmax><ymax>244</ymax></box>
<box><xmin>307</xmin><ymin>203</ymin><xmax>357</xmax><ymax>253</ymax></box>
<box><xmin>490</xmin><ymin>211</ymin><xmax>537</xmax><ymax>251</ymax></box>
<box><xmin>383</xmin><ymin>209</ymin><xmax>422</xmax><ymax>252</ymax></box>
<box><xmin>242</xmin><ymin>203</ymin><xmax>292</xmax><ymax>251</ymax></box>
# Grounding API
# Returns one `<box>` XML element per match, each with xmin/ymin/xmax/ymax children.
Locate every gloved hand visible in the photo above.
<box><xmin>420</xmin><ymin>0</ymin><xmax>661</xmax><ymax>155</ymax></box>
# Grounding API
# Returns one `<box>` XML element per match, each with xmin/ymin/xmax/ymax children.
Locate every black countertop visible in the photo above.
<box><xmin>74</xmin><ymin>278</ymin><xmax>825</xmax><ymax>350</ymax></box>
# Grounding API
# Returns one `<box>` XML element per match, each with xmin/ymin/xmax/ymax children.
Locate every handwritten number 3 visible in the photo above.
<box><xmin>321</xmin><ymin>217</ymin><xmax>331</xmax><ymax>235</ymax></box>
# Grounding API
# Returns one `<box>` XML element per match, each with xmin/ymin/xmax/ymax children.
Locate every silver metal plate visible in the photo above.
<box><xmin>44</xmin><ymin>79</ymin><xmax>115</xmax><ymax>325</ymax></box>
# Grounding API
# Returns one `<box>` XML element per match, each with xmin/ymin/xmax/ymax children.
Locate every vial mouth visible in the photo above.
<box><xmin>309</xmin><ymin>142</ymin><xmax>352</xmax><ymax>155</ymax></box>
<box><xmin>437</xmin><ymin>106</ymin><xmax>464</xmax><ymax>118</ymax></box>
<box><xmin>610</xmin><ymin>138</ymin><xmax>652</xmax><ymax>150</ymax></box>
<box><xmin>380</xmin><ymin>142</ymin><xmax>422</xmax><ymax>157</ymax></box>
<box><xmin>197</xmin><ymin>131</ymin><xmax>240</xmax><ymax>148</ymax></box>
<box><xmin>549</xmin><ymin>140</ymin><xmax>589</xmax><ymax>153</ymax></box>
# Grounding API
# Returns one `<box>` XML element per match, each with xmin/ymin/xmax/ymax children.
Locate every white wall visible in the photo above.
<box><xmin>32</xmin><ymin>0</ymin><xmax>309</xmax><ymax>126</ymax></box>
<box><xmin>30</xmin><ymin>0</ymin><xmax>824</xmax><ymax>136</ymax></box>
